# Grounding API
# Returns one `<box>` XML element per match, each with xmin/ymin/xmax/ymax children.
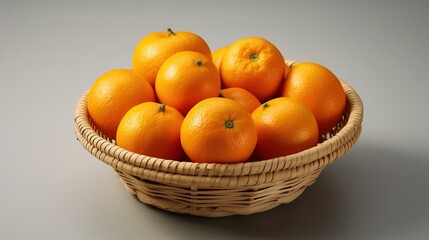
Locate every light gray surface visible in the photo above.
<box><xmin>1</xmin><ymin>0</ymin><xmax>428</xmax><ymax>239</ymax></box>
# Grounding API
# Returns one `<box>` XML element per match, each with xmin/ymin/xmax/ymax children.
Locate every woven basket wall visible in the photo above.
<box><xmin>74</xmin><ymin>61</ymin><xmax>364</xmax><ymax>217</ymax></box>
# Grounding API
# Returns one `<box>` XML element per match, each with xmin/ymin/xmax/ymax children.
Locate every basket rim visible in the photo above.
<box><xmin>75</xmin><ymin>61</ymin><xmax>363</xmax><ymax>179</ymax></box>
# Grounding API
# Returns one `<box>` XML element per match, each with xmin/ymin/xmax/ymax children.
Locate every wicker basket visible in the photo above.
<box><xmin>74</xmin><ymin>60</ymin><xmax>363</xmax><ymax>217</ymax></box>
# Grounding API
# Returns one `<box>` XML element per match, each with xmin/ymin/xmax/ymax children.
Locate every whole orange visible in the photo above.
<box><xmin>116</xmin><ymin>102</ymin><xmax>184</xmax><ymax>160</ymax></box>
<box><xmin>211</xmin><ymin>46</ymin><xmax>228</xmax><ymax>72</ymax></box>
<box><xmin>252</xmin><ymin>97</ymin><xmax>319</xmax><ymax>160</ymax></box>
<box><xmin>87</xmin><ymin>69</ymin><xmax>156</xmax><ymax>139</ymax></box>
<box><xmin>280</xmin><ymin>62</ymin><xmax>346</xmax><ymax>134</ymax></box>
<box><xmin>155</xmin><ymin>51</ymin><xmax>221</xmax><ymax>116</ymax></box>
<box><xmin>284</xmin><ymin>62</ymin><xmax>291</xmax><ymax>78</ymax></box>
<box><xmin>220</xmin><ymin>37</ymin><xmax>285</xmax><ymax>102</ymax></box>
<box><xmin>180</xmin><ymin>97</ymin><xmax>257</xmax><ymax>164</ymax></box>
<box><xmin>219</xmin><ymin>87</ymin><xmax>261</xmax><ymax>114</ymax></box>
<box><xmin>132</xmin><ymin>28</ymin><xmax>212</xmax><ymax>87</ymax></box>
<box><xmin>271</xmin><ymin>63</ymin><xmax>293</xmax><ymax>98</ymax></box>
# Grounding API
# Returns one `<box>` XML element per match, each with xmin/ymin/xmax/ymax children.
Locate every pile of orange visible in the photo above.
<box><xmin>87</xmin><ymin>28</ymin><xmax>346</xmax><ymax>164</ymax></box>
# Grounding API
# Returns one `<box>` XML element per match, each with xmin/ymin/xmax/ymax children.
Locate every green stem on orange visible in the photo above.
<box><xmin>195</xmin><ymin>60</ymin><xmax>203</xmax><ymax>66</ymax></box>
<box><xmin>262</xmin><ymin>102</ymin><xmax>270</xmax><ymax>110</ymax></box>
<box><xmin>167</xmin><ymin>28</ymin><xmax>176</xmax><ymax>36</ymax></box>
<box><xmin>251</xmin><ymin>54</ymin><xmax>259</xmax><ymax>62</ymax></box>
<box><xmin>158</xmin><ymin>103</ymin><xmax>166</xmax><ymax>112</ymax></box>
<box><xmin>225</xmin><ymin>120</ymin><xmax>234</xmax><ymax>129</ymax></box>
<box><xmin>219</xmin><ymin>90</ymin><xmax>224</xmax><ymax>98</ymax></box>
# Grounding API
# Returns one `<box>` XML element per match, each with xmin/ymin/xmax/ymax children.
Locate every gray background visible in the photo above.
<box><xmin>1</xmin><ymin>0</ymin><xmax>428</xmax><ymax>239</ymax></box>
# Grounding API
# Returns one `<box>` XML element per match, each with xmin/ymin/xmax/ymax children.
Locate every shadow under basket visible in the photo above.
<box><xmin>74</xmin><ymin>63</ymin><xmax>364</xmax><ymax>217</ymax></box>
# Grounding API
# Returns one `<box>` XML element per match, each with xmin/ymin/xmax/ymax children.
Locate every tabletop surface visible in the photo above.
<box><xmin>1</xmin><ymin>0</ymin><xmax>428</xmax><ymax>239</ymax></box>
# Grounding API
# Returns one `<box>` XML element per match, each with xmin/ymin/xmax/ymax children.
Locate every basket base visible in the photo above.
<box><xmin>115</xmin><ymin>170</ymin><xmax>321</xmax><ymax>217</ymax></box>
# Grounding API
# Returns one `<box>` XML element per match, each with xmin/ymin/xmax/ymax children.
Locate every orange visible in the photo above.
<box><xmin>116</xmin><ymin>102</ymin><xmax>184</xmax><ymax>160</ymax></box>
<box><xmin>87</xmin><ymin>69</ymin><xmax>156</xmax><ymax>139</ymax></box>
<box><xmin>252</xmin><ymin>97</ymin><xmax>319</xmax><ymax>160</ymax></box>
<box><xmin>280</xmin><ymin>62</ymin><xmax>346</xmax><ymax>134</ymax></box>
<box><xmin>132</xmin><ymin>28</ymin><xmax>212</xmax><ymax>87</ymax></box>
<box><xmin>219</xmin><ymin>87</ymin><xmax>261</xmax><ymax>114</ymax></box>
<box><xmin>284</xmin><ymin>63</ymin><xmax>291</xmax><ymax>78</ymax></box>
<box><xmin>211</xmin><ymin>46</ymin><xmax>228</xmax><ymax>72</ymax></box>
<box><xmin>155</xmin><ymin>51</ymin><xmax>221</xmax><ymax>116</ymax></box>
<box><xmin>220</xmin><ymin>37</ymin><xmax>285</xmax><ymax>102</ymax></box>
<box><xmin>272</xmin><ymin>63</ymin><xmax>293</xmax><ymax>98</ymax></box>
<box><xmin>180</xmin><ymin>97</ymin><xmax>257</xmax><ymax>163</ymax></box>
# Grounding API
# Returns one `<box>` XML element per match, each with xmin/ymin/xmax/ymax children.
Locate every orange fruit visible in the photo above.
<box><xmin>284</xmin><ymin>63</ymin><xmax>291</xmax><ymax>78</ymax></box>
<box><xmin>220</xmin><ymin>37</ymin><xmax>285</xmax><ymax>102</ymax></box>
<box><xmin>252</xmin><ymin>97</ymin><xmax>319</xmax><ymax>160</ymax></box>
<box><xmin>280</xmin><ymin>62</ymin><xmax>346</xmax><ymax>134</ymax></box>
<box><xmin>211</xmin><ymin>46</ymin><xmax>228</xmax><ymax>72</ymax></box>
<box><xmin>155</xmin><ymin>51</ymin><xmax>221</xmax><ymax>116</ymax></box>
<box><xmin>132</xmin><ymin>28</ymin><xmax>212</xmax><ymax>87</ymax></box>
<box><xmin>87</xmin><ymin>69</ymin><xmax>156</xmax><ymax>139</ymax></box>
<box><xmin>219</xmin><ymin>87</ymin><xmax>261</xmax><ymax>114</ymax></box>
<box><xmin>116</xmin><ymin>102</ymin><xmax>184</xmax><ymax>160</ymax></box>
<box><xmin>181</xmin><ymin>97</ymin><xmax>257</xmax><ymax>164</ymax></box>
